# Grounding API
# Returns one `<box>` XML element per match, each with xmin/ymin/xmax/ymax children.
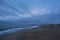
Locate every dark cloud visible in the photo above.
<box><xmin>0</xmin><ymin>0</ymin><xmax>60</xmax><ymax>24</ymax></box>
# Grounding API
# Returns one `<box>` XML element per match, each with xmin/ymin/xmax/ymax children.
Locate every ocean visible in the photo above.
<box><xmin>0</xmin><ymin>26</ymin><xmax>38</xmax><ymax>36</ymax></box>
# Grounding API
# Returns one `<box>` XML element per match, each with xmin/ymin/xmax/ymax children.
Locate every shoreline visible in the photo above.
<box><xmin>0</xmin><ymin>26</ymin><xmax>38</xmax><ymax>36</ymax></box>
<box><xmin>0</xmin><ymin>24</ymin><xmax>60</xmax><ymax>40</ymax></box>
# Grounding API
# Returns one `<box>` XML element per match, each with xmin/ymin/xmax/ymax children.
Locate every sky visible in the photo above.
<box><xmin>0</xmin><ymin>0</ymin><xmax>60</xmax><ymax>24</ymax></box>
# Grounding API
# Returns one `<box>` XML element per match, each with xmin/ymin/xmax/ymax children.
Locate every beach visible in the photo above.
<box><xmin>0</xmin><ymin>24</ymin><xmax>60</xmax><ymax>40</ymax></box>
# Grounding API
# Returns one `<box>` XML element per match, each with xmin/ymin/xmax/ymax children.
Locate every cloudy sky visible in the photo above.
<box><xmin>0</xmin><ymin>0</ymin><xmax>60</xmax><ymax>24</ymax></box>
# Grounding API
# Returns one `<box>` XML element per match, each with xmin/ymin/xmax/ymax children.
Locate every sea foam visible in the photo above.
<box><xmin>0</xmin><ymin>26</ymin><xmax>38</xmax><ymax>36</ymax></box>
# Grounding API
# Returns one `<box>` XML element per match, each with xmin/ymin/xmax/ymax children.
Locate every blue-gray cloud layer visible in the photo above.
<box><xmin>0</xmin><ymin>0</ymin><xmax>60</xmax><ymax>23</ymax></box>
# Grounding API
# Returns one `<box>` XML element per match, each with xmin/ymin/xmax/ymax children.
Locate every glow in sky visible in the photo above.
<box><xmin>31</xmin><ymin>9</ymin><xmax>48</xmax><ymax>15</ymax></box>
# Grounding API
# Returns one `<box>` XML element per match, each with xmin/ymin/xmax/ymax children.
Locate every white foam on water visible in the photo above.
<box><xmin>0</xmin><ymin>26</ymin><xmax>38</xmax><ymax>36</ymax></box>
<box><xmin>0</xmin><ymin>28</ymin><xmax>24</xmax><ymax>36</ymax></box>
<box><xmin>31</xmin><ymin>26</ymin><xmax>38</xmax><ymax>28</ymax></box>
<box><xmin>24</xmin><ymin>26</ymin><xmax>38</xmax><ymax>29</ymax></box>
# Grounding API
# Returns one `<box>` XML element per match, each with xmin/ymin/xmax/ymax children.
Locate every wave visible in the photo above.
<box><xmin>0</xmin><ymin>26</ymin><xmax>38</xmax><ymax>36</ymax></box>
